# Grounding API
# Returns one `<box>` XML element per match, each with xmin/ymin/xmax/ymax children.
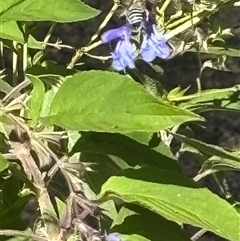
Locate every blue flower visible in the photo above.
<box><xmin>141</xmin><ymin>24</ymin><xmax>170</xmax><ymax>62</ymax></box>
<box><xmin>101</xmin><ymin>24</ymin><xmax>132</xmax><ymax>43</ymax></box>
<box><xmin>101</xmin><ymin>24</ymin><xmax>136</xmax><ymax>71</ymax></box>
<box><xmin>106</xmin><ymin>233</ymin><xmax>122</xmax><ymax>241</ymax></box>
<box><xmin>112</xmin><ymin>39</ymin><xmax>137</xmax><ymax>70</ymax></box>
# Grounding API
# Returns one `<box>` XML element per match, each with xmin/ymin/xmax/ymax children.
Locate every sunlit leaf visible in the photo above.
<box><xmin>26</xmin><ymin>75</ymin><xmax>45</xmax><ymax>127</ymax></box>
<box><xmin>171</xmin><ymin>132</ymin><xmax>240</xmax><ymax>162</ymax></box>
<box><xmin>0</xmin><ymin>21</ymin><xmax>43</xmax><ymax>49</ymax></box>
<box><xmin>99</xmin><ymin>167</ymin><xmax>240</xmax><ymax>241</ymax></box>
<box><xmin>100</xmin><ymin>200</ymin><xmax>119</xmax><ymax>221</ymax></box>
<box><xmin>42</xmin><ymin>71</ymin><xmax>201</xmax><ymax>133</ymax></box>
<box><xmin>0</xmin><ymin>153</ymin><xmax>9</xmax><ymax>172</ymax></box>
<box><xmin>67</xmin><ymin>130</ymin><xmax>81</xmax><ymax>163</ymax></box>
<box><xmin>0</xmin><ymin>78</ymin><xmax>13</xmax><ymax>93</ymax></box>
<box><xmin>169</xmin><ymin>85</ymin><xmax>240</xmax><ymax>104</ymax></box>
<box><xmin>190</xmin><ymin>46</ymin><xmax>240</xmax><ymax>57</ymax></box>
<box><xmin>111</xmin><ymin>206</ymin><xmax>191</xmax><ymax>241</ymax></box>
<box><xmin>199</xmin><ymin>155</ymin><xmax>240</xmax><ymax>174</ymax></box>
<box><xmin>40</xmin><ymin>81</ymin><xmax>61</xmax><ymax>118</ymax></box>
<box><xmin>1</xmin><ymin>0</ymin><xmax>100</xmax><ymax>22</ymax></box>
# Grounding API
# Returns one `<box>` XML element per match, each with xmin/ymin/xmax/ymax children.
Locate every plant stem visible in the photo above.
<box><xmin>23</xmin><ymin>43</ymin><xmax>28</xmax><ymax>71</ymax></box>
<box><xmin>89</xmin><ymin>1</ymin><xmax>119</xmax><ymax>45</ymax></box>
<box><xmin>12</xmin><ymin>41</ymin><xmax>18</xmax><ymax>86</ymax></box>
<box><xmin>0</xmin><ymin>229</ymin><xmax>47</xmax><ymax>241</ymax></box>
<box><xmin>191</xmin><ymin>229</ymin><xmax>207</xmax><ymax>241</ymax></box>
<box><xmin>67</xmin><ymin>40</ymin><xmax>102</xmax><ymax>69</ymax></box>
<box><xmin>67</xmin><ymin>0</ymin><xmax>119</xmax><ymax>69</ymax></box>
<box><xmin>0</xmin><ymin>41</ymin><xmax>5</xmax><ymax>72</ymax></box>
<box><xmin>43</xmin><ymin>23</ymin><xmax>57</xmax><ymax>45</ymax></box>
<box><xmin>158</xmin><ymin>0</ymin><xmax>172</xmax><ymax>15</ymax></box>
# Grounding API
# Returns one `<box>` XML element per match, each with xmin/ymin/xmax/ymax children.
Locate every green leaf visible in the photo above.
<box><xmin>2</xmin><ymin>175</ymin><xmax>21</xmax><ymax>206</ymax></box>
<box><xmin>99</xmin><ymin>200</ymin><xmax>119</xmax><ymax>221</ymax></box>
<box><xmin>189</xmin><ymin>46</ymin><xmax>240</xmax><ymax>57</ymax></box>
<box><xmin>72</xmin><ymin>132</ymin><xmax>181</xmax><ymax>171</ymax></box>
<box><xmin>55</xmin><ymin>196</ymin><xmax>66</xmax><ymax>217</ymax></box>
<box><xmin>127</xmin><ymin>68</ymin><xmax>166</xmax><ymax>98</ymax></box>
<box><xmin>26</xmin><ymin>75</ymin><xmax>45</xmax><ymax>127</ymax></box>
<box><xmin>1</xmin><ymin>0</ymin><xmax>100</xmax><ymax>22</ymax></box>
<box><xmin>167</xmin><ymin>86</ymin><xmax>189</xmax><ymax>100</ymax></box>
<box><xmin>0</xmin><ymin>78</ymin><xmax>13</xmax><ymax>93</ymax></box>
<box><xmin>67</xmin><ymin>130</ymin><xmax>81</xmax><ymax>163</ymax></box>
<box><xmin>40</xmin><ymin>78</ymin><xmax>62</xmax><ymax>118</ymax></box>
<box><xmin>99</xmin><ymin>167</ymin><xmax>240</xmax><ymax>241</ymax></box>
<box><xmin>199</xmin><ymin>155</ymin><xmax>240</xmax><ymax>174</ymax></box>
<box><xmin>71</xmin><ymin>130</ymin><xmax>182</xmax><ymax>199</ymax></box>
<box><xmin>111</xmin><ymin>206</ymin><xmax>136</xmax><ymax>228</ymax></box>
<box><xmin>0</xmin><ymin>153</ymin><xmax>9</xmax><ymax>172</ymax></box>
<box><xmin>111</xmin><ymin>206</ymin><xmax>191</xmax><ymax>241</ymax></box>
<box><xmin>129</xmin><ymin>132</ymin><xmax>176</xmax><ymax>161</ymax></box>
<box><xmin>0</xmin><ymin>195</ymin><xmax>29</xmax><ymax>230</ymax></box>
<box><xmin>0</xmin><ymin>21</ymin><xmax>43</xmax><ymax>49</ymax></box>
<box><xmin>4</xmin><ymin>235</ymin><xmax>30</xmax><ymax>241</ymax></box>
<box><xmin>171</xmin><ymin>132</ymin><xmax>240</xmax><ymax>162</ymax></box>
<box><xmin>80</xmin><ymin>152</ymin><xmax>124</xmax><ymax>194</ymax></box>
<box><xmin>42</xmin><ymin>71</ymin><xmax>201</xmax><ymax>133</ymax></box>
<box><xmin>169</xmin><ymin>85</ymin><xmax>240</xmax><ymax>104</ymax></box>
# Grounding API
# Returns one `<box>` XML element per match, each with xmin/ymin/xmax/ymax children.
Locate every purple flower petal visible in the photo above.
<box><xmin>101</xmin><ymin>24</ymin><xmax>132</xmax><ymax>43</ymax></box>
<box><xmin>141</xmin><ymin>36</ymin><xmax>156</xmax><ymax>62</ymax></box>
<box><xmin>120</xmin><ymin>41</ymin><xmax>136</xmax><ymax>68</ymax></box>
<box><xmin>156</xmin><ymin>43</ymin><xmax>171</xmax><ymax>59</ymax></box>
<box><xmin>140</xmin><ymin>25</ymin><xmax>170</xmax><ymax>62</ymax></box>
<box><xmin>141</xmin><ymin>47</ymin><xmax>156</xmax><ymax>62</ymax></box>
<box><xmin>106</xmin><ymin>233</ymin><xmax>122</xmax><ymax>241</ymax></box>
<box><xmin>112</xmin><ymin>56</ymin><xmax>125</xmax><ymax>71</ymax></box>
<box><xmin>148</xmin><ymin>38</ymin><xmax>170</xmax><ymax>59</ymax></box>
<box><xmin>152</xmin><ymin>25</ymin><xmax>167</xmax><ymax>43</ymax></box>
<box><xmin>112</xmin><ymin>39</ymin><xmax>136</xmax><ymax>70</ymax></box>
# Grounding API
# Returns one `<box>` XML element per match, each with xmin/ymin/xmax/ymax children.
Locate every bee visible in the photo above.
<box><xmin>127</xmin><ymin>7</ymin><xmax>146</xmax><ymax>35</ymax></box>
<box><xmin>119</xmin><ymin>1</ymin><xmax>163</xmax><ymax>25</ymax></box>
<box><xmin>116</xmin><ymin>0</ymin><xmax>163</xmax><ymax>46</ymax></box>
<box><xmin>118</xmin><ymin>0</ymin><xmax>148</xmax><ymax>38</ymax></box>
<box><xmin>117</xmin><ymin>0</ymin><xmax>194</xmax><ymax>59</ymax></box>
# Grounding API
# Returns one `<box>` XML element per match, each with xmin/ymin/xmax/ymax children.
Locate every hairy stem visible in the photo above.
<box><xmin>0</xmin><ymin>229</ymin><xmax>47</xmax><ymax>241</ymax></box>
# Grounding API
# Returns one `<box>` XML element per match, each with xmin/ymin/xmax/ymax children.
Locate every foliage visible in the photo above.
<box><xmin>0</xmin><ymin>0</ymin><xmax>240</xmax><ymax>241</ymax></box>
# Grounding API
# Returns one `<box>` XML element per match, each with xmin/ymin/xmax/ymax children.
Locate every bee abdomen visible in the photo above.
<box><xmin>127</xmin><ymin>8</ymin><xmax>144</xmax><ymax>27</ymax></box>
